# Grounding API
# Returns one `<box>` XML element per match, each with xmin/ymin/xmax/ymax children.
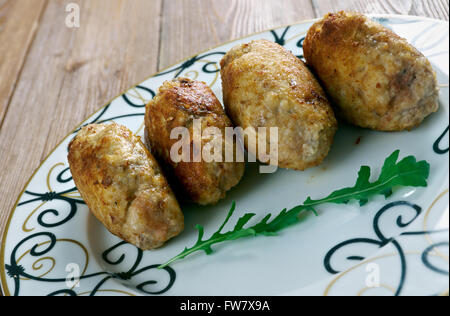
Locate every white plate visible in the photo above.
<box><xmin>1</xmin><ymin>14</ymin><xmax>448</xmax><ymax>296</ymax></box>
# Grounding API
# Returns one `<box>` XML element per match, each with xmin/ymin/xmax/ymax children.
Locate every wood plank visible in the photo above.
<box><xmin>0</xmin><ymin>0</ymin><xmax>162</xmax><ymax>236</ymax></box>
<box><xmin>312</xmin><ymin>0</ymin><xmax>449</xmax><ymax>20</ymax></box>
<box><xmin>158</xmin><ymin>0</ymin><xmax>316</xmax><ymax>69</ymax></box>
<box><xmin>0</xmin><ymin>0</ymin><xmax>47</xmax><ymax>126</ymax></box>
<box><xmin>0</xmin><ymin>0</ymin><xmax>448</xmax><ymax>296</ymax></box>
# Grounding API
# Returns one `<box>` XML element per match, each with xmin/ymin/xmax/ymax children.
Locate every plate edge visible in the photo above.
<box><xmin>1</xmin><ymin>13</ymin><xmax>448</xmax><ymax>296</ymax></box>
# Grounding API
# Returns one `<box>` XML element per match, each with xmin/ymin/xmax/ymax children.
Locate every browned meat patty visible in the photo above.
<box><xmin>68</xmin><ymin>123</ymin><xmax>184</xmax><ymax>250</ymax></box>
<box><xmin>220</xmin><ymin>39</ymin><xmax>337</xmax><ymax>171</ymax></box>
<box><xmin>145</xmin><ymin>78</ymin><xmax>245</xmax><ymax>205</ymax></box>
<box><xmin>303</xmin><ymin>11</ymin><xmax>439</xmax><ymax>131</ymax></box>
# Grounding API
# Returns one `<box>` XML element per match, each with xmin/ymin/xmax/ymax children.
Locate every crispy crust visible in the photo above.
<box><xmin>68</xmin><ymin>123</ymin><xmax>184</xmax><ymax>250</ymax></box>
<box><xmin>145</xmin><ymin>78</ymin><xmax>245</xmax><ymax>205</ymax></box>
<box><xmin>303</xmin><ymin>11</ymin><xmax>439</xmax><ymax>131</ymax></box>
<box><xmin>220</xmin><ymin>39</ymin><xmax>337</xmax><ymax>171</ymax></box>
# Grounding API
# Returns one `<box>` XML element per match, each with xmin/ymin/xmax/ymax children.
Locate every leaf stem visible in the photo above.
<box><xmin>157</xmin><ymin>151</ymin><xmax>430</xmax><ymax>269</ymax></box>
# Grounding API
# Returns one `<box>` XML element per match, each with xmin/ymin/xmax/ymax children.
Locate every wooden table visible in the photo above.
<box><xmin>0</xmin><ymin>0</ymin><xmax>448</xmax><ymax>293</ymax></box>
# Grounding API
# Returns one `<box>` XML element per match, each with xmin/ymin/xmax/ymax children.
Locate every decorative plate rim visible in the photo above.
<box><xmin>1</xmin><ymin>14</ymin><xmax>448</xmax><ymax>296</ymax></box>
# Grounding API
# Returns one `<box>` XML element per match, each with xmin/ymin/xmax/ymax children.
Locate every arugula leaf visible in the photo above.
<box><xmin>158</xmin><ymin>202</ymin><xmax>257</xmax><ymax>268</ymax></box>
<box><xmin>158</xmin><ymin>150</ymin><xmax>430</xmax><ymax>268</ymax></box>
<box><xmin>303</xmin><ymin>150</ymin><xmax>430</xmax><ymax>207</ymax></box>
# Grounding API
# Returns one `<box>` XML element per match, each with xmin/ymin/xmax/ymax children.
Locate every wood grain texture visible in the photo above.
<box><xmin>0</xmin><ymin>0</ymin><xmax>162</xmax><ymax>238</ymax></box>
<box><xmin>312</xmin><ymin>0</ymin><xmax>449</xmax><ymax>20</ymax></box>
<box><xmin>0</xmin><ymin>0</ymin><xmax>47</xmax><ymax>127</ymax></box>
<box><xmin>158</xmin><ymin>0</ymin><xmax>316</xmax><ymax>69</ymax></box>
<box><xmin>0</xmin><ymin>0</ymin><xmax>448</xmax><ymax>296</ymax></box>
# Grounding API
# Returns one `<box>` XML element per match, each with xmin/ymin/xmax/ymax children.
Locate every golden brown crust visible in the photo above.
<box><xmin>303</xmin><ymin>11</ymin><xmax>439</xmax><ymax>131</ymax></box>
<box><xmin>145</xmin><ymin>78</ymin><xmax>245</xmax><ymax>205</ymax></box>
<box><xmin>220</xmin><ymin>39</ymin><xmax>337</xmax><ymax>171</ymax></box>
<box><xmin>68</xmin><ymin>123</ymin><xmax>184</xmax><ymax>250</ymax></box>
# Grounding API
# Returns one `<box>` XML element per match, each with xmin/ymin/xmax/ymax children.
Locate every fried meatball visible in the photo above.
<box><xmin>145</xmin><ymin>78</ymin><xmax>245</xmax><ymax>205</ymax></box>
<box><xmin>303</xmin><ymin>11</ymin><xmax>439</xmax><ymax>131</ymax></box>
<box><xmin>68</xmin><ymin>123</ymin><xmax>184</xmax><ymax>250</ymax></box>
<box><xmin>220</xmin><ymin>39</ymin><xmax>337</xmax><ymax>171</ymax></box>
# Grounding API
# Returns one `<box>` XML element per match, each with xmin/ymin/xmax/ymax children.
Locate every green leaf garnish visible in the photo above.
<box><xmin>303</xmin><ymin>150</ymin><xmax>430</xmax><ymax>207</ymax></box>
<box><xmin>158</xmin><ymin>150</ymin><xmax>430</xmax><ymax>268</ymax></box>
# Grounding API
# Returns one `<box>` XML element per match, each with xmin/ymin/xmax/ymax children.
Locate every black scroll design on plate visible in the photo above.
<box><xmin>270</xmin><ymin>26</ymin><xmax>290</xmax><ymax>46</ymax></box>
<box><xmin>433</xmin><ymin>126</ymin><xmax>449</xmax><ymax>155</ymax></box>
<box><xmin>154</xmin><ymin>52</ymin><xmax>225</xmax><ymax>79</ymax></box>
<box><xmin>99</xmin><ymin>241</ymin><xmax>176</xmax><ymax>295</ymax></box>
<box><xmin>17</xmin><ymin>166</ymin><xmax>84</xmax><ymax>229</ymax></box>
<box><xmin>8</xmin><ymin>164</ymin><xmax>176</xmax><ymax>295</ymax></box>
<box><xmin>5</xmin><ymin>235</ymin><xmax>176</xmax><ymax>296</ymax></box>
<box><xmin>324</xmin><ymin>200</ymin><xmax>449</xmax><ymax>296</ymax></box>
<box><xmin>271</xmin><ymin>26</ymin><xmax>306</xmax><ymax>60</ymax></box>
<box><xmin>71</xmin><ymin>97</ymin><xmax>147</xmax><ymax>136</ymax></box>
<box><xmin>122</xmin><ymin>85</ymin><xmax>156</xmax><ymax>108</ymax></box>
<box><xmin>421</xmin><ymin>242</ymin><xmax>449</xmax><ymax>275</ymax></box>
<box><xmin>296</xmin><ymin>36</ymin><xmax>305</xmax><ymax>59</ymax></box>
<box><xmin>324</xmin><ymin>201</ymin><xmax>420</xmax><ymax>296</ymax></box>
<box><xmin>72</xmin><ymin>103</ymin><xmax>111</xmax><ymax>134</ymax></box>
